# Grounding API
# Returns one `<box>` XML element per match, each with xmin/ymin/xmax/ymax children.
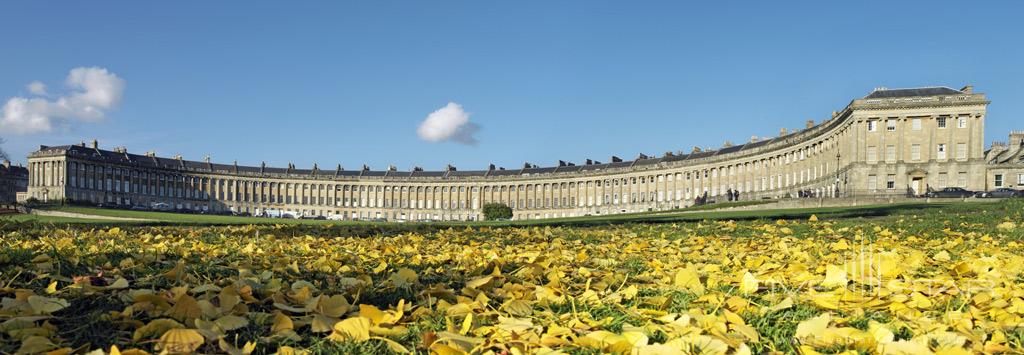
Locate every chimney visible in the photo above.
<box><xmin>145</xmin><ymin>151</ymin><xmax>156</xmax><ymax>157</ymax></box>
<box><xmin>488</xmin><ymin>164</ymin><xmax>495</xmax><ymax>170</ymax></box>
<box><xmin>779</xmin><ymin>128</ymin><xmax>788</xmax><ymax>136</ymax></box>
<box><xmin>960</xmin><ymin>85</ymin><xmax>973</xmax><ymax>94</ymax></box>
<box><xmin>91</xmin><ymin>139</ymin><xmax>98</xmax><ymax>149</ymax></box>
<box><xmin>723</xmin><ymin>141</ymin><xmax>733</xmax><ymax>148</ymax></box>
<box><xmin>806</xmin><ymin>119</ymin><xmax>815</xmax><ymax>129</ymax></box>
<box><xmin>115</xmin><ymin>146</ymin><xmax>126</xmax><ymax>154</ymax></box>
<box><xmin>3</xmin><ymin>160</ymin><xmax>9</xmax><ymax>168</ymax></box>
<box><xmin>1010</xmin><ymin>131</ymin><xmax>1024</xmax><ymax>146</ymax></box>
<box><xmin>750</xmin><ymin>135</ymin><xmax>758</xmax><ymax>143</ymax></box>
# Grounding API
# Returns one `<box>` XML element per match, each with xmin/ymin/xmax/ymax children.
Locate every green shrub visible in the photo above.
<box><xmin>482</xmin><ymin>203</ymin><xmax>513</xmax><ymax>220</ymax></box>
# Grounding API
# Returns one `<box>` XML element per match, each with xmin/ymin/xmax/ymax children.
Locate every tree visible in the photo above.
<box><xmin>482</xmin><ymin>203</ymin><xmax>513</xmax><ymax>221</ymax></box>
<box><xmin>0</xmin><ymin>137</ymin><xmax>8</xmax><ymax>161</ymax></box>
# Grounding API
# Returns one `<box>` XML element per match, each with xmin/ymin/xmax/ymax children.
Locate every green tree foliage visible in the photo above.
<box><xmin>482</xmin><ymin>203</ymin><xmax>513</xmax><ymax>220</ymax></box>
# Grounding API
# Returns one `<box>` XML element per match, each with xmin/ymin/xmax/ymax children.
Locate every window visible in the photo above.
<box><xmin>937</xmin><ymin>116</ymin><xmax>947</xmax><ymax>128</ymax></box>
<box><xmin>912</xmin><ymin>118</ymin><xmax>922</xmax><ymax>130</ymax></box>
<box><xmin>868</xmin><ymin>175</ymin><xmax>878</xmax><ymax>190</ymax></box>
<box><xmin>1019</xmin><ymin>174</ymin><xmax>1024</xmax><ymax>186</ymax></box>
<box><xmin>937</xmin><ymin>144</ymin><xmax>947</xmax><ymax>160</ymax></box>
<box><xmin>958</xmin><ymin>116</ymin><xmax>968</xmax><ymax>128</ymax></box>
<box><xmin>956</xmin><ymin>143</ymin><xmax>967</xmax><ymax>160</ymax></box>
<box><xmin>885</xmin><ymin>145</ymin><xmax>896</xmax><ymax>163</ymax></box>
<box><xmin>938</xmin><ymin>173</ymin><xmax>948</xmax><ymax>188</ymax></box>
<box><xmin>886</xmin><ymin>119</ymin><xmax>897</xmax><ymax>131</ymax></box>
<box><xmin>911</xmin><ymin>144</ymin><xmax>921</xmax><ymax>161</ymax></box>
<box><xmin>957</xmin><ymin>172</ymin><xmax>967</xmax><ymax>188</ymax></box>
<box><xmin>995</xmin><ymin>174</ymin><xmax>1004</xmax><ymax>187</ymax></box>
<box><xmin>867</xmin><ymin>146</ymin><xmax>877</xmax><ymax>164</ymax></box>
<box><xmin>886</xmin><ymin>174</ymin><xmax>896</xmax><ymax>189</ymax></box>
<box><xmin>867</xmin><ymin>120</ymin><xmax>877</xmax><ymax>132</ymax></box>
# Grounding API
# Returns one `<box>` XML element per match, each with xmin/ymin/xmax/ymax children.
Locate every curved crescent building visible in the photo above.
<box><xmin>23</xmin><ymin>85</ymin><xmax>1024</xmax><ymax>221</ymax></box>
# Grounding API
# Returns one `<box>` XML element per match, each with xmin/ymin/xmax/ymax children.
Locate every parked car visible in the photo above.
<box><xmin>976</xmin><ymin>188</ymin><xmax>1021</xmax><ymax>198</ymax></box>
<box><xmin>925</xmin><ymin>187</ymin><xmax>975</xmax><ymax>198</ymax></box>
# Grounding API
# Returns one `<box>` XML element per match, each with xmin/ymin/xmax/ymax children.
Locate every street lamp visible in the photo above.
<box><xmin>834</xmin><ymin>152</ymin><xmax>841</xmax><ymax>197</ymax></box>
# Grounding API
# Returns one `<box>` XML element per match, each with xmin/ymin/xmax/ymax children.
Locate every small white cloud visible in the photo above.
<box><xmin>27</xmin><ymin>81</ymin><xmax>47</xmax><ymax>96</ymax></box>
<box><xmin>0</xmin><ymin>67</ymin><xmax>125</xmax><ymax>135</ymax></box>
<box><xmin>417</xmin><ymin>102</ymin><xmax>480</xmax><ymax>145</ymax></box>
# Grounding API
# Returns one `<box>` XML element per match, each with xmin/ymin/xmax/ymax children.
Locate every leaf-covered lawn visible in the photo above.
<box><xmin>1</xmin><ymin>200</ymin><xmax>1022</xmax><ymax>354</ymax></box>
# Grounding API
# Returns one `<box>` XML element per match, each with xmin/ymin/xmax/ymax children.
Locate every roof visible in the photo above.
<box><xmin>863</xmin><ymin>87</ymin><xmax>963</xmax><ymax>99</ymax></box>
<box><xmin>0</xmin><ymin>164</ymin><xmax>28</xmax><ymax>177</ymax></box>
<box><xmin>35</xmin><ymin>85</ymin><xmax>909</xmax><ymax>181</ymax></box>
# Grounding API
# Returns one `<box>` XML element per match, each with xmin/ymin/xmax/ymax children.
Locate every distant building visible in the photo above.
<box><xmin>0</xmin><ymin>160</ymin><xmax>28</xmax><ymax>204</ymax></box>
<box><xmin>984</xmin><ymin>131</ymin><xmax>1024</xmax><ymax>190</ymax></box>
<box><xmin>22</xmin><ymin>85</ymin><xmax>1021</xmax><ymax>220</ymax></box>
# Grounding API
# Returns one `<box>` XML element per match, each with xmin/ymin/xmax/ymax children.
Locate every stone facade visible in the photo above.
<box><xmin>23</xmin><ymin>85</ymin><xmax>1016</xmax><ymax>221</ymax></box>
<box><xmin>0</xmin><ymin>160</ymin><xmax>28</xmax><ymax>204</ymax></box>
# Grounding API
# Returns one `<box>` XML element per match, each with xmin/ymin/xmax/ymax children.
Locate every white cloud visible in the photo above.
<box><xmin>417</xmin><ymin>102</ymin><xmax>480</xmax><ymax>145</ymax></box>
<box><xmin>27</xmin><ymin>81</ymin><xmax>47</xmax><ymax>96</ymax></box>
<box><xmin>1</xmin><ymin>67</ymin><xmax>125</xmax><ymax>135</ymax></box>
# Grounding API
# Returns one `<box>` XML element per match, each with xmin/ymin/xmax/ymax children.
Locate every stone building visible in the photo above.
<box><xmin>0</xmin><ymin>160</ymin><xmax>28</xmax><ymax>204</ymax></box>
<box><xmin>985</xmin><ymin>131</ymin><xmax>1024</xmax><ymax>190</ymax></box>
<box><xmin>23</xmin><ymin>85</ymin><xmax>1019</xmax><ymax>220</ymax></box>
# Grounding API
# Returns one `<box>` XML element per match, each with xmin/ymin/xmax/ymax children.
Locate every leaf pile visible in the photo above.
<box><xmin>1</xmin><ymin>201</ymin><xmax>1023</xmax><ymax>354</ymax></box>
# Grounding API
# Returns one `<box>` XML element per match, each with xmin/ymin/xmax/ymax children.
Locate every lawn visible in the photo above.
<box><xmin>25</xmin><ymin>199</ymin><xmax>994</xmax><ymax>228</ymax></box>
<box><xmin>0</xmin><ymin>198</ymin><xmax>1021</xmax><ymax>354</ymax></box>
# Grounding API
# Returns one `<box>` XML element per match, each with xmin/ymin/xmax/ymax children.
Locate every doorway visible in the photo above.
<box><xmin>910</xmin><ymin>177</ymin><xmax>922</xmax><ymax>196</ymax></box>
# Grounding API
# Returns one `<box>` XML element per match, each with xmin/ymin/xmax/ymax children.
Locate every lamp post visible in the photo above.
<box><xmin>834</xmin><ymin>152</ymin><xmax>841</xmax><ymax>197</ymax></box>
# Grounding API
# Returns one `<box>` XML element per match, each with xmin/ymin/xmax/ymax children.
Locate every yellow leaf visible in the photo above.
<box><xmin>764</xmin><ymin>296</ymin><xmax>794</xmax><ymax>314</ymax></box>
<box><xmin>45</xmin><ymin>281</ymin><xmax>57</xmax><ymax>294</ymax></box>
<box><xmin>157</xmin><ymin>328</ymin><xmax>205</xmax><ymax>354</ymax></box>
<box><xmin>673</xmin><ymin>266</ymin><xmax>705</xmax><ymax>295</ymax></box>
<box><xmin>333</xmin><ymin>316</ymin><xmax>371</xmax><ymax>342</ymax></box>
<box><xmin>500</xmin><ymin>299</ymin><xmax>533</xmax><ymax>317</ymax></box>
<box><xmin>867</xmin><ymin>321</ymin><xmax>894</xmax><ymax>344</ymax></box>
<box><xmin>464</xmin><ymin>275</ymin><xmax>493</xmax><ymax>289</ymax></box>
<box><xmin>795</xmin><ymin>313</ymin><xmax>830</xmax><ymax>338</ymax></box>
<box><xmin>371</xmin><ymin>336</ymin><xmax>410</xmax><ymax>354</ymax></box>
<box><xmin>317</xmin><ymin>295</ymin><xmax>350</xmax><ymax>318</ymax></box>
<box><xmin>27</xmin><ymin>295</ymin><xmax>69</xmax><ymax>314</ymax></box>
<box><xmin>214</xmin><ymin>315</ymin><xmax>249</xmax><ymax>331</ymax></box>
<box><xmin>373</xmin><ymin>261</ymin><xmax>388</xmax><ymax>273</ymax></box>
<box><xmin>166</xmin><ymin>294</ymin><xmax>202</xmax><ymax>322</ymax></box>
<box><xmin>808</xmin><ymin>214</ymin><xmax>818</xmax><ymax>222</ymax></box>
<box><xmin>739</xmin><ymin>272</ymin><xmax>758</xmax><ymax>294</ymax></box>
<box><xmin>391</xmin><ymin>268</ymin><xmax>418</xmax><ymax>288</ymax></box>
<box><xmin>133</xmin><ymin>318</ymin><xmax>185</xmax><ymax>341</ymax></box>
<box><xmin>17</xmin><ymin>336</ymin><xmax>57</xmax><ymax>355</ymax></box>
<box><xmin>271</xmin><ymin>312</ymin><xmax>293</xmax><ymax>334</ymax></box>
<box><xmin>933</xmin><ymin>250</ymin><xmax>951</xmax><ymax>262</ymax></box>
<box><xmin>997</xmin><ymin>221</ymin><xmax>1016</xmax><ymax>232</ymax></box>
<box><xmin>459</xmin><ymin>313</ymin><xmax>473</xmax><ymax>335</ymax></box>
<box><xmin>821</xmin><ymin>264</ymin><xmax>848</xmax><ymax>288</ymax></box>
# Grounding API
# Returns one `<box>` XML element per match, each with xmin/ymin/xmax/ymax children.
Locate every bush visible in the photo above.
<box><xmin>482</xmin><ymin>203</ymin><xmax>513</xmax><ymax>220</ymax></box>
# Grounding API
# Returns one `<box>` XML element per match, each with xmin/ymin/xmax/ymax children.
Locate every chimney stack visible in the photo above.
<box><xmin>3</xmin><ymin>160</ymin><xmax>9</xmax><ymax>169</ymax></box>
<box><xmin>91</xmin><ymin>139</ymin><xmax>98</xmax><ymax>149</ymax></box>
<box><xmin>806</xmin><ymin>119</ymin><xmax>815</xmax><ymax>129</ymax></box>
<box><xmin>779</xmin><ymin>128</ymin><xmax>788</xmax><ymax>136</ymax></box>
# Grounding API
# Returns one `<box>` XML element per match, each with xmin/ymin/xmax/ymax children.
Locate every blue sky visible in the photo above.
<box><xmin>1</xmin><ymin>1</ymin><xmax>1022</xmax><ymax>171</ymax></box>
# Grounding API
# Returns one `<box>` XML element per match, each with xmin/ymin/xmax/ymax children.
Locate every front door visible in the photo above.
<box><xmin>911</xmin><ymin>178</ymin><xmax>922</xmax><ymax>196</ymax></box>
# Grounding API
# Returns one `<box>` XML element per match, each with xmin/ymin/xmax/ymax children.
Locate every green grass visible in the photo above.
<box><xmin>16</xmin><ymin>199</ymin><xmax>1003</xmax><ymax>231</ymax></box>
